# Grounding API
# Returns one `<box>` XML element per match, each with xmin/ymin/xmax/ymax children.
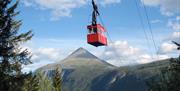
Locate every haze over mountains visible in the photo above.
<box><xmin>37</xmin><ymin>47</ymin><xmax>178</xmax><ymax>91</ymax></box>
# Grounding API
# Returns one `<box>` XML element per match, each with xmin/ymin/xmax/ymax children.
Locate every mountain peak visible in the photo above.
<box><xmin>67</xmin><ymin>47</ymin><xmax>98</xmax><ymax>59</ymax></box>
<box><xmin>75</xmin><ymin>47</ymin><xmax>86</xmax><ymax>52</ymax></box>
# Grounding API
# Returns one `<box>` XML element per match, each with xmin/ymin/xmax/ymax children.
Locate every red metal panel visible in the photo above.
<box><xmin>87</xmin><ymin>33</ymin><xmax>98</xmax><ymax>43</ymax></box>
<box><xmin>87</xmin><ymin>33</ymin><xmax>107</xmax><ymax>46</ymax></box>
<box><xmin>97</xmin><ymin>24</ymin><xmax>106</xmax><ymax>32</ymax></box>
<box><xmin>98</xmin><ymin>34</ymin><xmax>107</xmax><ymax>45</ymax></box>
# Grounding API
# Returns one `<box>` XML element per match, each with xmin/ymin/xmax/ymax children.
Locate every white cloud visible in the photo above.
<box><xmin>22</xmin><ymin>0</ymin><xmax>34</xmax><ymax>7</ymax></box>
<box><xmin>100</xmin><ymin>41</ymin><xmax>165</xmax><ymax>66</ymax></box>
<box><xmin>100</xmin><ymin>0</ymin><xmax>121</xmax><ymax>6</ymax></box>
<box><xmin>22</xmin><ymin>0</ymin><xmax>121</xmax><ymax>21</ymax></box>
<box><xmin>21</xmin><ymin>0</ymin><xmax>87</xmax><ymax>21</ymax></box>
<box><xmin>168</xmin><ymin>16</ymin><xmax>180</xmax><ymax>31</ymax></box>
<box><xmin>138</xmin><ymin>54</ymin><xmax>169</xmax><ymax>64</ymax></box>
<box><xmin>159</xmin><ymin>42</ymin><xmax>177</xmax><ymax>54</ymax></box>
<box><xmin>141</xmin><ymin>0</ymin><xmax>180</xmax><ymax>16</ymax></box>
<box><xmin>141</xmin><ymin>0</ymin><xmax>160</xmax><ymax>6</ymax></box>
<box><xmin>22</xmin><ymin>47</ymin><xmax>65</xmax><ymax>72</ymax></box>
<box><xmin>159</xmin><ymin>24</ymin><xmax>179</xmax><ymax>55</ymax></box>
<box><xmin>171</xmin><ymin>32</ymin><xmax>180</xmax><ymax>42</ymax></box>
<box><xmin>165</xmin><ymin>31</ymin><xmax>180</xmax><ymax>43</ymax></box>
<box><xmin>31</xmin><ymin>48</ymin><xmax>62</xmax><ymax>62</ymax></box>
<box><xmin>164</xmin><ymin>16</ymin><xmax>180</xmax><ymax>48</ymax></box>
<box><xmin>150</xmin><ymin>19</ymin><xmax>162</xmax><ymax>24</ymax></box>
<box><xmin>22</xmin><ymin>60</ymin><xmax>53</xmax><ymax>72</ymax></box>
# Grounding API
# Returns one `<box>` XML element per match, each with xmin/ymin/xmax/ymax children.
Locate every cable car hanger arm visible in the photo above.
<box><xmin>92</xmin><ymin>0</ymin><xmax>100</xmax><ymax>25</ymax></box>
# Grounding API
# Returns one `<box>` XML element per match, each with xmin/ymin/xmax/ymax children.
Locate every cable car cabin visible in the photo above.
<box><xmin>87</xmin><ymin>24</ymin><xmax>107</xmax><ymax>47</ymax></box>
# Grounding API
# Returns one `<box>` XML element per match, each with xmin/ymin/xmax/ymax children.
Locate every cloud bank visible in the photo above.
<box><xmin>100</xmin><ymin>41</ymin><xmax>169</xmax><ymax>66</ymax></box>
<box><xmin>141</xmin><ymin>0</ymin><xmax>180</xmax><ymax>16</ymax></box>
<box><xmin>22</xmin><ymin>0</ymin><xmax>121</xmax><ymax>21</ymax></box>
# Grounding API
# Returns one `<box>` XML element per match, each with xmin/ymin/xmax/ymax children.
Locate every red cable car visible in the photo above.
<box><xmin>87</xmin><ymin>24</ymin><xmax>107</xmax><ymax>47</ymax></box>
<box><xmin>87</xmin><ymin>0</ymin><xmax>108</xmax><ymax>47</ymax></box>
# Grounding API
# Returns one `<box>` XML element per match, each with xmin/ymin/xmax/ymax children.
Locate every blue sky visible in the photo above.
<box><xmin>18</xmin><ymin>0</ymin><xmax>180</xmax><ymax>72</ymax></box>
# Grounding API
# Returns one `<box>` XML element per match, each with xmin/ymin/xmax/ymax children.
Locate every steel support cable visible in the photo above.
<box><xmin>134</xmin><ymin>0</ymin><xmax>154</xmax><ymax>59</ymax></box>
<box><xmin>99</xmin><ymin>15</ymin><xmax>113</xmax><ymax>44</ymax></box>
<box><xmin>178</xmin><ymin>8</ymin><xmax>180</xmax><ymax>49</ymax></box>
<box><xmin>141</xmin><ymin>0</ymin><xmax>159</xmax><ymax>59</ymax></box>
<box><xmin>94</xmin><ymin>1</ymin><xmax>114</xmax><ymax>44</ymax></box>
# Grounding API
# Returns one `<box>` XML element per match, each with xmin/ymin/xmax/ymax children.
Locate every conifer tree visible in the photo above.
<box><xmin>53</xmin><ymin>67</ymin><xmax>62</xmax><ymax>91</ymax></box>
<box><xmin>167</xmin><ymin>57</ymin><xmax>180</xmax><ymax>91</ymax></box>
<box><xmin>23</xmin><ymin>72</ymin><xmax>39</xmax><ymax>91</ymax></box>
<box><xmin>147</xmin><ymin>57</ymin><xmax>180</xmax><ymax>91</ymax></box>
<box><xmin>0</xmin><ymin>0</ymin><xmax>33</xmax><ymax>90</ymax></box>
<box><xmin>37</xmin><ymin>72</ymin><xmax>55</xmax><ymax>91</ymax></box>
